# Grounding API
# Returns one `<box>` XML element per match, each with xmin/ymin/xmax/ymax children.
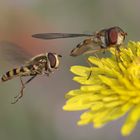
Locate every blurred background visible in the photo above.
<box><xmin>0</xmin><ymin>0</ymin><xmax>139</xmax><ymax>140</ymax></box>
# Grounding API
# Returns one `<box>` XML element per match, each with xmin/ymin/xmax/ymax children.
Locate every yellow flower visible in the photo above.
<box><xmin>63</xmin><ymin>41</ymin><xmax>140</xmax><ymax>136</ymax></box>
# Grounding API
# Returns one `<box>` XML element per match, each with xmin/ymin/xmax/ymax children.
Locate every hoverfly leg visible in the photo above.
<box><xmin>100</xmin><ymin>46</ymin><xmax>106</xmax><ymax>54</ymax></box>
<box><xmin>87</xmin><ymin>60</ymin><xmax>94</xmax><ymax>80</ymax></box>
<box><xmin>12</xmin><ymin>76</ymin><xmax>36</xmax><ymax>104</ymax></box>
<box><xmin>44</xmin><ymin>71</ymin><xmax>50</xmax><ymax>76</ymax></box>
<box><xmin>45</xmin><ymin>73</ymin><xmax>49</xmax><ymax>76</ymax></box>
<box><xmin>87</xmin><ymin>70</ymin><xmax>92</xmax><ymax>80</ymax></box>
<box><xmin>103</xmin><ymin>49</ymin><xmax>106</xmax><ymax>54</ymax></box>
<box><xmin>84</xmin><ymin>58</ymin><xmax>93</xmax><ymax>80</ymax></box>
<box><xmin>115</xmin><ymin>45</ymin><xmax>121</xmax><ymax>63</ymax></box>
<box><xmin>25</xmin><ymin>75</ymin><xmax>37</xmax><ymax>84</ymax></box>
<box><xmin>11</xmin><ymin>77</ymin><xmax>25</xmax><ymax>104</ymax></box>
<box><xmin>83</xmin><ymin>49</ymin><xmax>100</xmax><ymax>80</ymax></box>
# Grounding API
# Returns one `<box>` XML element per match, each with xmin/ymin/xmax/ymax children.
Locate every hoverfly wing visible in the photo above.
<box><xmin>83</xmin><ymin>48</ymin><xmax>102</xmax><ymax>55</ymax></box>
<box><xmin>70</xmin><ymin>37</ymin><xmax>99</xmax><ymax>57</ymax></box>
<box><xmin>32</xmin><ymin>33</ymin><xmax>93</xmax><ymax>40</ymax></box>
<box><xmin>70</xmin><ymin>44</ymin><xmax>91</xmax><ymax>56</ymax></box>
<box><xmin>0</xmin><ymin>41</ymin><xmax>31</xmax><ymax>64</ymax></box>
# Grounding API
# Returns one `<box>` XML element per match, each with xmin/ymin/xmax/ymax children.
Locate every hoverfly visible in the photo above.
<box><xmin>1</xmin><ymin>52</ymin><xmax>62</xmax><ymax>104</ymax></box>
<box><xmin>32</xmin><ymin>26</ymin><xmax>127</xmax><ymax>56</ymax></box>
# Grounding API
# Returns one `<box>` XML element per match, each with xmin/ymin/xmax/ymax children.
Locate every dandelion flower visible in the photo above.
<box><xmin>63</xmin><ymin>41</ymin><xmax>140</xmax><ymax>136</ymax></box>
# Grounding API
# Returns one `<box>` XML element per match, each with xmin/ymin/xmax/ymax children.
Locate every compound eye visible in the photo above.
<box><xmin>48</xmin><ymin>53</ymin><xmax>56</xmax><ymax>68</ymax></box>
<box><xmin>108</xmin><ymin>29</ymin><xmax>118</xmax><ymax>44</ymax></box>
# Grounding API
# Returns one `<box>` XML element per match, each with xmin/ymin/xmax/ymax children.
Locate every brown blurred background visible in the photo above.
<box><xmin>0</xmin><ymin>0</ymin><xmax>139</xmax><ymax>140</ymax></box>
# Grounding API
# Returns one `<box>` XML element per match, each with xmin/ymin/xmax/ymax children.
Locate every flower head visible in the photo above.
<box><xmin>63</xmin><ymin>41</ymin><xmax>140</xmax><ymax>136</ymax></box>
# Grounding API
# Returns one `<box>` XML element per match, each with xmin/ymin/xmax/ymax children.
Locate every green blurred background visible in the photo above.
<box><xmin>0</xmin><ymin>0</ymin><xmax>139</xmax><ymax>140</ymax></box>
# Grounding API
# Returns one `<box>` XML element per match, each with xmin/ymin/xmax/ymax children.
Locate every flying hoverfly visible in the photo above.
<box><xmin>1</xmin><ymin>52</ymin><xmax>62</xmax><ymax>104</ymax></box>
<box><xmin>32</xmin><ymin>26</ymin><xmax>127</xmax><ymax>56</ymax></box>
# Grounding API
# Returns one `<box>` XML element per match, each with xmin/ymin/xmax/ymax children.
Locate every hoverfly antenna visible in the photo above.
<box><xmin>124</xmin><ymin>32</ymin><xmax>128</xmax><ymax>36</ymax></box>
<box><xmin>58</xmin><ymin>54</ymin><xmax>62</xmax><ymax>57</ymax></box>
<box><xmin>121</xmin><ymin>32</ymin><xmax>127</xmax><ymax>37</ymax></box>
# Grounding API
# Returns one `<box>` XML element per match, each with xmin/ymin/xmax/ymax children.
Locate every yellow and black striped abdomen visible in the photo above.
<box><xmin>1</xmin><ymin>68</ymin><xmax>21</xmax><ymax>82</ymax></box>
<box><xmin>1</xmin><ymin>65</ymin><xmax>36</xmax><ymax>82</ymax></box>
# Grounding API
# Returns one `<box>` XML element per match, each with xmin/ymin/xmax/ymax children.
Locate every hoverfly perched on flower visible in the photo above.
<box><xmin>32</xmin><ymin>26</ymin><xmax>127</xmax><ymax>56</ymax></box>
<box><xmin>1</xmin><ymin>51</ymin><xmax>62</xmax><ymax>104</ymax></box>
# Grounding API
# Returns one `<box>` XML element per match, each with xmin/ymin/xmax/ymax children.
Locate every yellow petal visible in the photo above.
<box><xmin>70</xmin><ymin>66</ymin><xmax>90</xmax><ymax>76</ymax></box>
<box><xmin>121</xmin><ymin>105</ymin><xmax>140</xmax><ymax>136</ymax></box>
<box><xmin>65</xmin><ymin>89</ymin><xmax>82</xmax><ymax>98</ymax></box>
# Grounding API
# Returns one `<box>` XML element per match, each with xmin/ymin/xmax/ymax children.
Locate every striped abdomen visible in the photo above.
<box><xmin>1</xmin><ymin>66</ymin><xmax>31</xmax><ymax>82</ymax></box>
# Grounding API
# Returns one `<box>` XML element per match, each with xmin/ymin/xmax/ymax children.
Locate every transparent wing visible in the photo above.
<box><xmin>70</xmin><ymin>38</ymin><xmax>99</xmax><ymax>57</ymax></box>
<box><xmin>0</xmin><ymin>41</ymin><xmax>31</xmax><ymax>64</ymax></box>
<box><xmin>32</xmin><ymin>33</ymin><xmax>93</xmax><ymax>40</ymax></box>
